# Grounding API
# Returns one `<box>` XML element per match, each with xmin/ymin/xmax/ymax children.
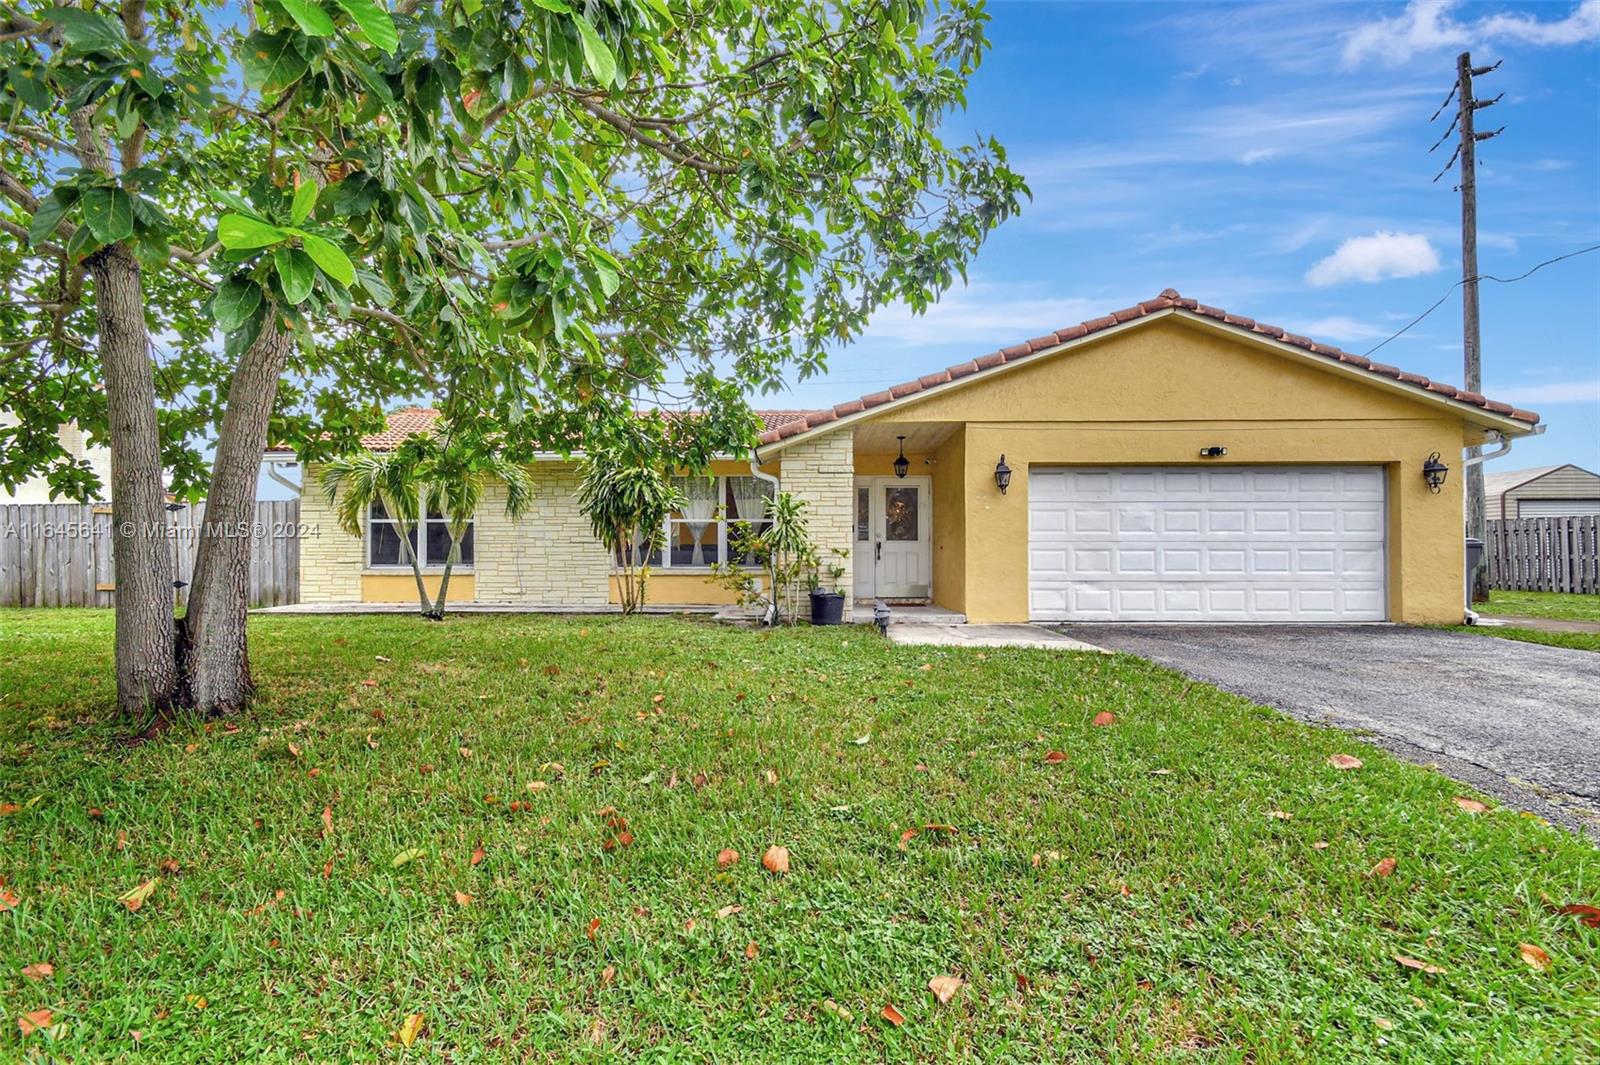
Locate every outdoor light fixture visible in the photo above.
<box><xmin>893</xmin><ymin>435</ymin><xmax>909</xmax><ymax>479</ymax></box>
<box><xmin>1198</xmin><ymin>446</ymin><xmax>1228</xmax><ymax>458</ymax></box>
<box><xmin>1422</xmin><ymin>452</ymin><xmax>1449</xmax><ymax>494</ymax></box>
<box><xmin>994</xmin><ymin>454</ymin><xmax>1013</xmax><ymax>495</ymax></box>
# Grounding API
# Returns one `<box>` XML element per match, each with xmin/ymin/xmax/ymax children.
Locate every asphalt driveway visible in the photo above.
<box><xmin>1060</xmin><ymin>625</ymin><xmax>1600</xmax><ymax>837</ymax></box>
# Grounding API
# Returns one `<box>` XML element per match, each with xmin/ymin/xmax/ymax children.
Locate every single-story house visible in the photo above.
<box><xmin>0</xmin><ymin>413</ymin><xmax>112</xmax><ymax>504</ymax></box>
<box><xmin>1483</xmin><ymin>464</ymin><xmax>1600</xmax><ymax>520</ymax></box>
<box><xmin>273</xmin><ymin>289</ymin><xmax>1541</xmax><ymax>624</ymax></box>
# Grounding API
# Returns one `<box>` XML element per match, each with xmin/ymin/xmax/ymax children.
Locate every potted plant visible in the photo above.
<box><xmin>807</xmin><ymin>548</ymin><xmax>848</xmax><ymax>626</ymax></box>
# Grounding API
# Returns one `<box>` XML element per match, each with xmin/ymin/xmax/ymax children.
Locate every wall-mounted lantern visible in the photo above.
<box><xmin>893</xmin><ymin>436</ymin><xmax>909</xmax><ymax>479</ymax></box>
<box><xmin>1422</xmin><ymin>452</ymin><xmax>1449</xmax><ymax>494</ymax></box>
<box><xmin>994</xmin><ymin>454</ymin><xmax>1013</xmax><ymax>495</ymax></box>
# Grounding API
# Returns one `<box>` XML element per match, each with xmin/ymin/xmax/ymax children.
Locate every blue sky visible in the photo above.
<box><xmin>769</xmin><ymin>0</ymin><xmax>1600</xmax><ymax>470</ymax></box>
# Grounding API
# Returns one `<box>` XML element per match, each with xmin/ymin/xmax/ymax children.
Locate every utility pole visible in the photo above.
<box><xmin>1433</xmin><ymin>51</ymin><xmax>1502</xmax><ymax>601</ymax></box>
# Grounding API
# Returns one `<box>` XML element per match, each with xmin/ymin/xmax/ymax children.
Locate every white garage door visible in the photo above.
<box><xmin>1029</xmin><ymin>466</ymin><xmax>1387</xmax><ymax>622</ymax></box>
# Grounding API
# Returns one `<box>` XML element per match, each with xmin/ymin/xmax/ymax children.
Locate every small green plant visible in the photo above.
<box><xmin>712</xmin><ymin>491</ymin><xmax>821</xmax><ymax>625</ymax></box>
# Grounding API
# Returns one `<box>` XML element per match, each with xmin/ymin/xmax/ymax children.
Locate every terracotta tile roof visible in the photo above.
<box><xmin>754</xmin><ymin>288</ymin><xmax>1541</xmax><ymax>445</ymax></box>
<box><xmin>268</xmin><ymin>406</ymin><xmax>818</xmax><ymax>454</ymax></box>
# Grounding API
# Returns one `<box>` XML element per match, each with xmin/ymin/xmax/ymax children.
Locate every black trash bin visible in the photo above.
<box><xmin>809</xmin><ymin>589</ymin><xmax>845</xmax><ymax>626</ymax></box>
<box><xmin>1464</xmin><ymin>536</ymin><xmax>1485</xmax><ymax>616</ymax></box>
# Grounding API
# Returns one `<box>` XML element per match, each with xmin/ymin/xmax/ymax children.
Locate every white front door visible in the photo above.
<box><xmin>853</xmin><ymin>476</ymin><xmax>933</xmax><ymax>601</ymax></box>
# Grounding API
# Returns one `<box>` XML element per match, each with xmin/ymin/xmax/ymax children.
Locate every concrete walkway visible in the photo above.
<box><xmin>1477</xmin><ymin>615</ymin><xmax>1600</xmax><ymax>635</ymax></box>
<box><xmin>887</xmin><ymin>623</ymin><xmax>1107</xmax><ymax>652</ymax></box>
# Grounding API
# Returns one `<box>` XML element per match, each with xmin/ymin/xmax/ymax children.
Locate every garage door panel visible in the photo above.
<box><xmin>1029</xmin><ymin>466</ymin><xmax>1386</xmax><ymax>622</ymax></box>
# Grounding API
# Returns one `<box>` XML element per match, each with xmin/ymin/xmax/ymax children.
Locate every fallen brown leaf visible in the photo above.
<box><xmin>470</xmin><ymin>845</ymin><xmax>486</xmax><ymax>867</ymax></box>
<box><xmin>928</xmin><ymin>974</ymin><xmax>964</xmax><ymax>1004</ymax></box>
<box><xmin>158</xmin><ymin>858</ymin><xmax>180</xmax><ymax>875</ymax></box>
<box><xmin>1267</xmin><ymin>810</ymin><xmax>1293</xmax><ymax>821</ymax></box>
<box><xmin>1553</xmin><ymin>903</ymin><xmax>1600</xmax><ymax>928</ymax></box>
<box><xmin>1313</xmin><ymin>840</ymin><xmax>1330</xmax><ymax>850</ymax></box>
<box><xmin>1394</xmin><ymin>954</ymin><xmax>1444</xmax><ymax>975</ymax></box>
<box><xmin>587</xmin><ymin>917</ymin><xmax>601</xmax><ymax>941</ymax></box>
<box><xmin>881</xmin><ymin>1003</ymin><xmax>906</xmax><ymax>1027</ymax></box>
<box><xmin>395</xmin><ymin>1012</ymin><xmax>424</xmax><ymax>1047</ymax></box>
<box><xmin>744</xmin><ymin>941</ymin><xmax>759</xmax><ymax>960</ymax></box>
<box><xmin>20</xmin><ymin>963</ymin><xmax>53</xmax><ymax>981</ymax></box>
<box><xmin>1092</xmin><ymin>711</ymin><xmax>1116</xmax><ymax>727</ymax></box>
<box><xmin>0</xmin><ymin>889</ymin><xmax>19</xmax><ymax>912</ymax></box>
<box><xmin>1518</xmin><ymin>943</ymin><xmax>1551</xmax><ymax>972</ymax></box>
<box><xmin>453</xmin><ymin>891</ymin><xmax>475</xmax><ymax>907</ymax></box>
<box><xmin>287</xmin><ymin>742</ymin><xmax>302</xmax><ymax>758</ymax></box>
<box><xmin>1043</xmin><ymin>750</ymin><xmax>1068</xmax><ymax>764</ymax></box>
<box><xmin>321</xmin><ymin>806</ymin><xmax>334</xmax><ymax>838</ymax></box>
<box><xmin>1453</xmin><ymin>797</ymin><xmax>1489</xmax><ymax>814</ymax></box>
<box><xmin>716</xmin><ymin>848</ymin><xmax>739</xmax><ymax>868</ymax></box>
<box><xmin>1369</xmin><ymin>857</ymin><xmax>1397</xmax><ymax>878</ymax></box>
<box><xmin>762</xmin><ymin>846</ymin><xmax>791</xmax><ymax>875</ymax></box>
<box><xmin>0</xmin><ymin>802</ymin><xmax>20</xmax><ymax>816</ymax></box>
<box><xmin>1327</xmin><ymin>754</ymin><xmax>1363</xmax><ymax>770</ymax></box>
<box><xmin>716</xmin><ymin>904</ymin><xmax>742</xmax><ymax>919</ymax></box>
<box><xmin>17</xmin><ymin>1008</ymin><xmax>52</xmax><ymax>1036</ymax></box>
<box><xmin>322</xmin><ymin>859</ymin><xmax>334</xmax><ymax>879</ymax></box>
<box><xmin>118</xmin><ymin>878</ymin><xmax>158</xmax><ymax>913</ymax></box>
<box><xmin>601</xmin><ymin>965</ymin><xmax>615</xmax><ymax>985</ymax></box>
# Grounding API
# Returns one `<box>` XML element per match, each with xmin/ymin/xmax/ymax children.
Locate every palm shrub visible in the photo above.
<box><xmin>714</xmin><ymin>491</ymin><xmax>815</xmax><ymax>625</ymax></box>
<box><xmin>578</xmin><ymin>456</ymin><xmax>686</xmax><ymax>616</ymax></box>
<box><xmin>319</xmin><ymin>451</ymin><xmax>429</xmax><ymax>613</ymax></box>
<box><xmin>411</xmin><ymin>438</ymin><xmax>535</xmax><ymax>619</ymax></box>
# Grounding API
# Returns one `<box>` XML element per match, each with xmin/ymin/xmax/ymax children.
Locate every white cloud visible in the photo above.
<box><xmin>1305</xmin><ymin>231</ymin><xmax>1443</xmax><ymax>286</ymax></box>
<box><xmin>859</xmin><ymin>281</ymin><xmax>1103</xmax><ymax>347</ymax></box>
<box><xmin>1239</xmin><ymin>148</ymin><xmax>1280</xmax><ymax>165</ymax></box>
<box><xmin>1297</xmin><ymin>315</ymin><xmax>1391</xmax><ymax>343</ymax></box>
<box><xmin>1483</xmin><ymin>379</ymin><xmax>1600</xmax><ymax>405</ymax></box>
<box><xmin>1343</xmin><ymin>0</ymin><xmax>1600</xmax><ymax>66</ymax></box>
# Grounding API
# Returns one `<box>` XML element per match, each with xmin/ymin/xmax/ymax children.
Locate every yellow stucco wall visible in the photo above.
<box><xmin>839</xmin><ymin>317</ymin><xmax>1479</xmax><ymax>625</ymax></box>
<box><xmin>362</xmin><ymin>573</ymin><xmax>476</xmax><ymax>603</ymax></box>
<box><xmin>609</xmin><ymin>572</ymin><xmax>745</xmax><ymax>605</ymax></box>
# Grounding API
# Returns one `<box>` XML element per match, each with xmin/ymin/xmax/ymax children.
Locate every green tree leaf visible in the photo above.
<box><xmin>571</xmin><ymin>14</ymin><xmax>616</xmax><ymax>87</ymax></box>
<box><xmin>278</xmin><ymin>0</ymin><xmax>336</xmax><ymax>36</ymax></box>
<box><xmin>275</xmin><ymin>247</ymin><xmax>317</xmax><ymax>304</ymax></box>
<box><xmin>295</xmin><ymin>232</ymin><xmax>355</xmax><ymax>286</ymax></box>
<box><xmin>218</xmin><ymin>214</ymin><xmax>288</xmax><ymax>250</ymax></box>
<box><xmin>240</xmin><ymin>30</ymin><xmax>310</xmax><ymax>94</ymax></box>
<box><xmin>81</xmin><ymin>187</ymin><xmax>134</xmax><ymax>243</ymax></box>
<box><xmin>46</xmin><ymin>7</ymin><xmax>128</xmax><ymax>54</ymax></box>
<box><xmin>291</xmin><ymin>177</ymin><xmax>319</xmax><ymax>225</ymax></box>
<box><xmin>27</xmin><ymin>188</ymin><xmax>77</xmax><ymax>246</ymax></box>
<box><xmin>333</xmin><ymin>0</ymin><xmax>399</xmax><ymax>55</ymax></box>
<box><xmin>212</xmin><ymin>277</ymin><xmax>263</xmax><ymax>331</ymax></box>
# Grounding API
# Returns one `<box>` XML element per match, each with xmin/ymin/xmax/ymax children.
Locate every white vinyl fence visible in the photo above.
<box><xmin>0</xmin><ymin>500</ymin><xmax>301</xmax><ymax>608</ymax></box>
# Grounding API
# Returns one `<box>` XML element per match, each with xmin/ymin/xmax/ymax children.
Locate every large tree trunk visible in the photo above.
<box><xmin>181</xmin><ymin>318</ymin><xmax>294</xmax><ymax>714</ymax></box>
<box><xmin>86</xmin><ymin>243</ymin><xmax>179</xmax><ymax>718</ymax></box>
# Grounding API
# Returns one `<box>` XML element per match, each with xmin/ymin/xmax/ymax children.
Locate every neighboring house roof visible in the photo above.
<box><xmin>754</xmin><ymin>288</ymin><xmax>1541</xmax><ymax>447</ymax></box>
<box><xmin>1483</xmin><ymin>464</ymin><xmax>1596</xmax><ymax>497</ymax></box>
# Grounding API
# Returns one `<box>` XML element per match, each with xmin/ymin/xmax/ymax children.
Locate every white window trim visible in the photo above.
<box><xmin>366</xmin><ymin>496</ymin><xmax>474</xmax><ymax>571</ymax></box>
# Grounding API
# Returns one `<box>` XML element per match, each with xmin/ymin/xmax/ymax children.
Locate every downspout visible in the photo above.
<box><xmin>1459</xmin><ymin>426</ymin><xmax>1543</xmax><ymax>624</ymax></box>
<box><xmin>263</xmin><ymin>454</ymin><xmax>302</xmax><ymax>494</ymax></box>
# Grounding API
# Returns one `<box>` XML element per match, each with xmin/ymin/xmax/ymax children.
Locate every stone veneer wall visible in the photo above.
<box><xmin>777</xmin><ymin>432</ymin><xmax>855</xmax><ymax>619</ymax></box>
<box><xmin>297</xmin><ymin>462</ymin><xmax>363</xmax><ymax>602</ymax></box>
<box><xmin>472</xmin><ymin>462</ymin><xmax>611</xmax><ymax>605</ymax></box>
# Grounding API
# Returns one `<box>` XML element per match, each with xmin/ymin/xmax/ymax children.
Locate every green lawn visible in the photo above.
<box><xmin>1</xmin><ymin>610</ymin><xmax>1596</xmax><ymax>1061</ymax></box>
<box><xmin>1483</xmin><ymin>590</ymin><xmax>1600</xmax><ymax>623</ymax></box>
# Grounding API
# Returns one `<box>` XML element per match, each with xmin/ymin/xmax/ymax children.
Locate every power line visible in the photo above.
<box><xmin>1361</xmin><ymin>242</ymin><xmax>1600</xmax><ymax>359</ymax></box>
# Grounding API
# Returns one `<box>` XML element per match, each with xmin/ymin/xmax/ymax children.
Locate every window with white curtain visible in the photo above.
<box><xmin>624</xmin><ymin>475</ymin><xmax>773</xmax><ymax>569</ymax></box>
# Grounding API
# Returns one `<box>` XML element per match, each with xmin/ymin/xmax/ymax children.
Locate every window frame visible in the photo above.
<box><xmin>366</xmin><ymin>495</ymin><xmax>475</xmax><ymax>571</ymax></box>
<box><xmin>630</xmin><ymin>475</ymin><xmax>772</xmax><ymax>572</ymax></box>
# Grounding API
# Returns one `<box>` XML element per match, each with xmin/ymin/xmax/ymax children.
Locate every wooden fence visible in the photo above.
<box><xmin>1485</xmin><ymin>515</ymin><xmax>1599</xmax><ymax>594</ymax></box>
<box><xmin>0</xmin><ymin>500</ymin><xmax>301</xmax><ymax>608</ymax></box>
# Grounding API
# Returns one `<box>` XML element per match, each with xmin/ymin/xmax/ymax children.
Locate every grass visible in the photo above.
<box><xmin>1</xmin><ymin>610</ymin><xmax>1596</xmax><ymax>1061</ymax></box>
<box><xmin>1482</xmin><ymin>590</ymin><xmax>1600</xmax><ymax>623</ymax></box>
<box><xmin>1450</xmin><ymin>625</ymin><xmax>1600</xmax><ymax>653</ymax></box>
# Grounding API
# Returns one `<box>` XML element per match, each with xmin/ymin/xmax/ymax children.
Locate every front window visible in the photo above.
<box><xmin>620</xmin><ymin>475</ymin><xmax>773</xmax><ymax>569</ymax></box>
<box><xmin>368</xmin><ymin>499</ymin><xmax>474</xmax><ymax>568</ymax></box>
